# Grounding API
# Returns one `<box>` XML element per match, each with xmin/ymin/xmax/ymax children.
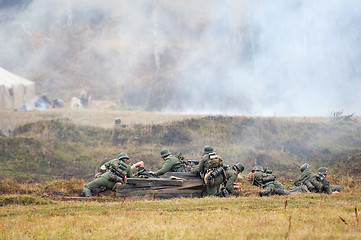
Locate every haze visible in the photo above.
<box><xmin>0</xmin><ymin>0</ymin><xmax>360</xmax><ymax>116</ymax></box>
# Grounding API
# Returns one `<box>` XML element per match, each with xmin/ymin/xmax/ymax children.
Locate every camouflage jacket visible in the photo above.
<box><xmin>190</xmin><ymin>153</ymin><xmax>223</xmax><ymax>175</ymax></box>
<box><xmin>316</xmin><ymin>174</ymin><xmax>332</xmax><ymax>194</ymax></box>
<box><xmin>297</xmin><ymin>169</ymin><xmax>323</xmax><ymax>192</ymax></box>
<box><xmin>102</xmin><ymin>158</ymin><xmax>132</xmax><ymax>179</ymax></box>
<box><xmin>155</xmin><ymin>155</ymin><xmax>184</xmax><ymax>177</ymax></box>
<box><xmin>224</xmin><ymin>166</ymin><xmax>238</xmax><ymax>193</ymax></box>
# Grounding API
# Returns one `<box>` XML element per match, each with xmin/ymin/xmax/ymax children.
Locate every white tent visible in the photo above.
<box><xmin>0</xmin><ymin>67</ymin><xmax>36</xmax><ymax>110</ymax></box>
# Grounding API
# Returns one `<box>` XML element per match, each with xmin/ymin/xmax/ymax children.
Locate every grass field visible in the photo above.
<box><xmin>1</xmin><ymin>192</ymin><xmax>360</xmax><ymax>239</ymax></box>
<box><xmin>0</xmin><ymin>178</ymin><xmax>360</xmax><ymax>240</ymax></box>
<box><xmin>1</xmin><ymin>109</ymin><xmax>360</xmax><ymax>239</ymax></box>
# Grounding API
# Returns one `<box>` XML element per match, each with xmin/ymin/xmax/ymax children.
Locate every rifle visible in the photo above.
<box><xmin>294</xmin><ymin>162</ymin><xmax>301</xmax><ymax>168</ymax></box>
<box><xmin>174</xmin><ymin>152</ymin><xmax>200</xmax><ymax>168</ymax></box>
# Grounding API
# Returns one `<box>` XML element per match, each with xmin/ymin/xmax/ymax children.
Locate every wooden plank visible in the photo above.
<box><xmin>115</xmin><ymin>173</ymin><xmax>205</xmax><ymax>199</ymax></box>
<box><xmin>126</xmin><ymin>178</ymin><xmax>183</xmax><ymax>187</ymax></box>
<box><xmin>179</xmin><ymin>179</ymin><xmax>203</xmax><ymax>189</ymax></box>
<box><xmin>163</xmin><ymin>172</ymin><xmax>200</xmax><ymax>179</ymax></box>
<box><xmin>116</xmin><ymin>189</ymin><xmax>203</xmax><ymax>199</ymax></box>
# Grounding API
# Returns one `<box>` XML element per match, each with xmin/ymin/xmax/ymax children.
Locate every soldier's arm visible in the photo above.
<box><xmin>191</xmin><ymin>158</ymin><xmax>204</xmax><ymax>174</ymax></box>
<box><xmin>103</xmin><ymin>159</ymin><xmax>116</xmax><ymax>170</ymax></box>
<box><xmin>155</xmin><ymin>159</ymin><xmax>174</xmax><ymax>176</ymax></box>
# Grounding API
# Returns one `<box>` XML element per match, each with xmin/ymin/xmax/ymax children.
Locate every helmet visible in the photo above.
<box><xmin>318</xmin><ymin>167</ymin><xmax>329</xmax><ymax>175</ymax></box>
<box><xmin>203</xmin><ymin>146</ymin><xmax>214</xmax><ymax>155</ymax></box>
<box><xmin>160</xmin><ymin>148</ymin><xmax>171</xmax><ymax>158</ymax></box>
<box><xmin>234</xmin><ymin>162</ymin><xmax>245</xmax><ymax>173</ymax></box>
<box><xmin>118</xmin><ymin>152</ymin><xmax>129</xmax><ymax>160</ymax></box>
<box><xmin>300</xmin><ymin>163</ymin><xmax>311</xmax><ymax>172</ymax></box>
<box><xmin>252</xmin><ymin>165</ymin><xmax>264</xmax><ymax>172</ymax></box>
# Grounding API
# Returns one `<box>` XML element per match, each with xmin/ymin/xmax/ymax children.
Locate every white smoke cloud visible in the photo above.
<box><xmin>0</xmin><ymin>0</ymin><xmax>360</xmax><ymax>116</ymax></box>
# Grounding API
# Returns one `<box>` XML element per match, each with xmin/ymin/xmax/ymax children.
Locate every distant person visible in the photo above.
<box><xmin>52</xmin><ymin>98</ymin><xmax>64</xmax><ymax>108</ymax></box>
<box><xmin>80</xmin><ymin>91</ymin><xmax>89</xmax><ymax>108</ymax></box>
<box><xmin>83</xmin><ymin>153</ymin><xmax>132</xmax><ymax>197</ymax></box>
<box><xmin>148</xmin><ymin>148</ymin><xmax>185</xmax><ymax>177</ymax></box>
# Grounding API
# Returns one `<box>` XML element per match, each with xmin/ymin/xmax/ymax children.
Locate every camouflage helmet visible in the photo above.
<box><xmin>118</xmin><ymin>152</ymin><xmax>129</xmax><ymax>160</ymax></box>
<box><xmin>234</xmin><ymin>162</ymin><xmax>245</xmax><ymax>173</ymax></box>
<box><xmin>252</xmin><ymin>165</ymin><xmax>264</xmax><ymax>172</ymax></box>
<box><xmin>203</xmin><ymin>146</ymin><xmax>214</xmax><ymax>155</ymax></box>
<box><xmin>318</xmin><ymin>167</ymin><xmax>329</xmax><ymax>175</ymax></box>
<box><xmin>160</xmin><ymin>148</ymin><xmax>171</xmax><ymax>158</ymax></box>
<box><xmin>300</xmin><ymin>163</ymin><xmax>311</xmax><ymax>172</ymax></box>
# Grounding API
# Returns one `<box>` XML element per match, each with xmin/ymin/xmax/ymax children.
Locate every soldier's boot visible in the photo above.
<box><xmin>271</xmin><ymin>188</ymin><xmax>290</xmax><ymax>195</ymax></box>
<box><xmin>333</xmin><ymin>186</ymin><xmax>344</xmax><ymax>192</ymax></box>
<box><xmin>83</xmin><ymin>189</ymin><xmax>93</xmax><ymax>197</ymax></box>
<box><xmin>258</xmin><ymin>190</ymin><xmax>271</xmax><ymax>197</ymax></box>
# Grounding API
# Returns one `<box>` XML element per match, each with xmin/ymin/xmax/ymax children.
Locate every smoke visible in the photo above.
<box><xmin>0</xmin><ymin>0</ymin><xmax>360</xmax><ymax>116</ymax></box>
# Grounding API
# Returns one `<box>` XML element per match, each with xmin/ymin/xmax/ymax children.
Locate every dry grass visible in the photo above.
<box><xmin>0</xmin><ymin>178</ymin><xmax>360</xmax><ymax>239</ymax></box>
<box><xmin>1</xmin><ymin>190</ymin><xmax>360</xmax><ymax>240</ymax></box>
<box><xmin>0</xmin><ymin>109</ymin><xmax>204</xmax><ymax>132</ymax></box>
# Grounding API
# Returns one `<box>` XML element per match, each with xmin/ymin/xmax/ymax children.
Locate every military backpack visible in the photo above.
<box><xmin>207</xmin><ymin>153</ymin><xmax>223</xmax><ymax>169</ymax></box>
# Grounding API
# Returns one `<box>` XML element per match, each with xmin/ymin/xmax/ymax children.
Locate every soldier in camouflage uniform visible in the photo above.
<box><xmin>191</xmin><ymin>146</ymin><xmax>225</xmax><ymax>196</ymax></box>
<box><xmin>317</xmin><ymin>167</ymin><xmax>344</xmax><ymax>193</ymax></box>
<box><xmin>315</xmin><ymin>167</ymin><xmax>332</xmax><ymax>194</ymax></box>
<box><xmin>224</xmin><ymin>162</ymin><xmax>245</xmax><ymax>195</ymax></box>
<box><xmin>293</xmin><ymin>163</ymin><xmax>323</xmax><ymax>193</ymax></box>
<box><xmin>253</xmin><ymin>167</ymin><xmax>289</xmax><ymax>196</ymax></box>
<box><xmin>149</xmin><ymin>148</ymin><xmax>185</xmax><ymax>177</ymax></box>
<box><xmin>83</xmin><ymin>153</ymin><xmax>132</xmax><ymax>197</ymax></box>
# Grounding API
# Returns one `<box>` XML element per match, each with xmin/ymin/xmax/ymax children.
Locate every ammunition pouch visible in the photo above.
<box><xmin>110</xmin><ymin>161</ymin><xmax>128</xmax><ymax>179</ymax></box>
<box><xmin>108</xmin><ymin>172</ymin><xmax>125</xmax><ymax>183</ymax></box>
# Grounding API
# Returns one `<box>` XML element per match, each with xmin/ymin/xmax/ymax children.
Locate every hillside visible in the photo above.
<box><xmin>0</xmin><ymin>110</ymin><xmax>360</xmax><ymax>182</ymax></box>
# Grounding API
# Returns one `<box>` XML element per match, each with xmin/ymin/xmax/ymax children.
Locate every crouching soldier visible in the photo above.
<box><xmin>148</xmin><ymin>148</ymin><xmax>185</xmax><ymax>177</ymax></box>
<box><xmin>191</xmin><ymin>146</ymin><xmax>225</xmax><ymax>196</ymax></box>
<box><xmin>223</xmin><ymin>162</ymin><xmax>245</xmax><ymax>196</ymax></box>
<box><xmin>83</xmin><ymin>153</ymin><xmax>132</xmax><ymax>197</ymax></box>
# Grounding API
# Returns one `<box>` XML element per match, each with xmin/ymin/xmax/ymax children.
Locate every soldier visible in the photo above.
<box><xmin>191</xmin><ymin>146</ymin><xmax>225</xmax><ymax>196</ymax></box>
<box><xmin>253</xmin><ymin>167</ymin><xmax>289</xmax><ymax>197</ymax></box>
<box><xmin>317</xmin><ymin>167</ymin><xmax>344</xmax><ymax>193</ymax></box>
<box><xmin>148</xmin><ymin>148</ymin><xmax>185</xmax><ymax>177</ymax></box>
<box><xmin>223</xmin><ymin>162</ymin><xmax>245</xmax><ymax>195</ymax></box>
<box><xmin>83</xmin><ymin>152</ymin><xmax>132</xmax><ymax>197</ymax></box>
<box><xmin>293</xmin><ymin>163</ymin><xmax>322</xmax><ymax>192</ymax></box>
<box><xmin>315</xmin><ymin>167</ymin><xmax>332</xmax><ymax>194</ymax></box>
